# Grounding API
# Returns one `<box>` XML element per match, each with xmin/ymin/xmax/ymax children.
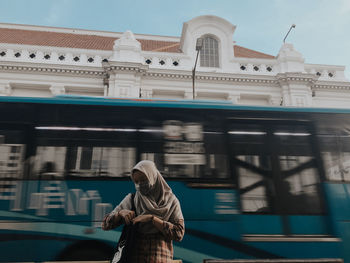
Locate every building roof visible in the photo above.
<box><xmin>0</xmin><ymin>27</ymin><xmax>275</xmax><ymax>58</ymax></box>
<box><xmin>234</xmin><ymin>45</ymin><xmax>275</xmax><ymax>59</ymax></box>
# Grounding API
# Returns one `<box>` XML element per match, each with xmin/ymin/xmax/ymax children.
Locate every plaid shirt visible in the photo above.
<box><xmin>130</xmin><ymin>219</ymin><xmax>184</xmax><ymax>263</ymax></box>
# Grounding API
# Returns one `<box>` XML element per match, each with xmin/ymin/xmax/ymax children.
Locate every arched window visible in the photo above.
<box><xmin>200</xmin><ymin>36</ymin><xmax>219</xmax><ymax>68</ymax></box>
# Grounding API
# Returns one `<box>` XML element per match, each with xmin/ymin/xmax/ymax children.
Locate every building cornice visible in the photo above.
<box><xmin>312</xmin><ymin>83</ymin><xmax>350</xmax><ymax>91</ymax></box>
<box><xmin>232</xmin><ymin>57</ymin><xmax>276</xmax><ymax>64</ymax></box>
<box><xmin>276</xmin><ymin>72</ymin><xmax>318</xmax><ymax>85</ymax></box>
<box><xmin>145</xmin><ymin>69</ymin><xmax>279</xmax><ymax>84</ymax></box>
<box><xmin>104</xmin><ymin>61</ymin><xmax>149</xmax><ymax>74</ymax></box>
<box><xmin>1</xmin><ymin>60</ymin><xmax>349</xmax><ymax>91</ymax></box>
<box><xmin>305</xmin><ymin>63</ymin><xmax>345</xmax><ymax>71</ymax></box>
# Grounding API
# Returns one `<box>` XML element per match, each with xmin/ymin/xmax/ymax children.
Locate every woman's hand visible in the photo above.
<box><xmin>132</xmin><ymin>214</ymin><xmax>153</xmax><ymax>224</ymax></box>
<box><xmin>101</xmin><ymin>213</ymin><xmax>117</xmax><ymax>230</ymax></box>
<box><xmin>119</xmin><ymin>209</ymin><xmax>135</xmax><ymax>225</ymax></box>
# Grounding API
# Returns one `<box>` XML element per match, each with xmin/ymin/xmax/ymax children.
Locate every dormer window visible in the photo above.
<box><xmin>200</xmin><ymin>36</ymin><xmax>219</xmax><ymax>68</ymax></box>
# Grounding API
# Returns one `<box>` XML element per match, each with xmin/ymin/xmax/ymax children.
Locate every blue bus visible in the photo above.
<box><xmin>0</xmin><ymin>95</ymin><xmax>349</xmax><ymax>262</ymax></box>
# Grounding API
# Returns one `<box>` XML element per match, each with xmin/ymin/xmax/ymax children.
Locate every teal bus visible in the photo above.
<box><xmin>0</xmin><ymin>95</ymin><xmax>349</xmax><ymax>262</ymax></box>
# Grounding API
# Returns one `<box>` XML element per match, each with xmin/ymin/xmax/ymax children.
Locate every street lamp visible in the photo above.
<box><xmin>283</xmin><ymin>24</ymin><xmax>296</xmax><ymax>43</ymax></box>
<box><xmin>101</xmin><ymin>59</ymin><xmax>110</xmax><ymax>96</ymax></box>
<box><xmin>192</xmin><ymin>38</ymin><xmax>203</xmax><ymax>99</ymax></box>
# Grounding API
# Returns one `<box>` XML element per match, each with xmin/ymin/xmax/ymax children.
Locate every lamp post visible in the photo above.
<box><xmin>192</xmin><ymin>38</ymin><xmax>203</xmax><ymax>100</ymax></box>
<box><xmin>101</xmin><ymin>59</ymin><xmax>110</xmax><ymax>96</ymax></box>
<box><xmin>283</xmin><ymin>24</ymin><xmax>296</xmax><ymax>43</ymax></box>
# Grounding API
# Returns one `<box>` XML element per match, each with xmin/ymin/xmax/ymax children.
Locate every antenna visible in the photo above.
<box><xmin>283</xmin><ymin>24</ymin><xmax>296</xmax><ymax>43</ymax></box>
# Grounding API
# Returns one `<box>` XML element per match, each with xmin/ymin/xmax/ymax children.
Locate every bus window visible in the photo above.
<box><xmin>229</xmin><ymin>124</ymin><xmax>272</xmax><ymax>212</ymax></box>
<box><xmin>140</xmin><ymin>120</ymin><xmax>229</xmax><ymax>179</ymax></box>
<box><xmin>237</xmin><ymin>155</ymin><xmax>272</xmax><ymax>212</ymax></box>
<box><xmin>320</xmin><ymin>134</ymin><xmax>350</xmax><ymax>182</ymax></box>
<box><xmin>276</xmin><ymin>139</ymin><xmax>322</xmax><ymax>214</ymax></box>
<box><xmin>231</xmin><ymin>122</ymin><xmax>324</xmax><ymax>215</ymax></box>
<box><xmin>33</xmin><ymin>127</ymin><xmax>137</xmax><ymax>179</ymax></box>
<box><xmin>0</xmin><ymin>130</ymin><xmax>26</xmax><ymax>179</ymax></box>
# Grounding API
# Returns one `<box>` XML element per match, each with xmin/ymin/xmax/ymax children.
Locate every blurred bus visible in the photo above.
<box><xmin>0</xmin><ymin>95</ymin><xmax>349</xmax><ymax>262</ymax></box>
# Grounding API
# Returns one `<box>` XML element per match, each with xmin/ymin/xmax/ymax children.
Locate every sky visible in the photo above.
<box><xmin>0</xmin><ymin>0</ymin><xmax>349</xmax><ymax>80</ymax></box>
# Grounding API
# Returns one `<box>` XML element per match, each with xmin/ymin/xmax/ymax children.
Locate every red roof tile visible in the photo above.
<box><xmin>0</xmin><ymin>27</ymin><xmax>274</xmax><ymax>58</ymax></box>
<box><xmin>0</xmin><ymin>28</ymin><xmax>114</xmax><ymax>50</ymax></box>
<box><xmin>0</xmin><ymin>27</ymin><xmax>182</xmax><ymax>53</ymax></box>
<box><xmin>138</xmin><ymin>39</ymin><xmax>181</xmax><ymax>53</ymax></box>
<box><xmin>234</xmin><ymin>45</ymin><xmax>275</xmax><ymax>59</ymax></box>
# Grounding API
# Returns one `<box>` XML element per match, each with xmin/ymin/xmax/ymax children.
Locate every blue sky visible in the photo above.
<box><xmin>1</xmin><ymin>0</ymin><xmax>349</xmax><ymax>79</ymax></box>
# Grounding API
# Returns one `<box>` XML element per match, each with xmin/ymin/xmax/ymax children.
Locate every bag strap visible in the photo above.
<box><xmin>130</xmin><ymin>193</ymin><xmax>136</xmax><ymax>214</ymax></box>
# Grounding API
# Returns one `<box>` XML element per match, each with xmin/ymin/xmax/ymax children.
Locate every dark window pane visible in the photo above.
<box><xmin>231</xmin><ymin>122</ymin><xmax>323</xmax><ymax>215</ymax></box>
<box><xmin>320</xmin><ymin>134</ymin><xmax>350</xmax><ymax>182</ymax></box>
<box><xmin>33</xmin><ymin>127</ymin><xmax>137</xmax><ymax>179</ymax></box>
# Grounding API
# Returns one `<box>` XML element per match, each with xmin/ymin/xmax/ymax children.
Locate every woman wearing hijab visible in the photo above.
<box><xmin>102</xmin><ymin>160</ymin><xmax>185</xmax><ymax>262</ymax></box>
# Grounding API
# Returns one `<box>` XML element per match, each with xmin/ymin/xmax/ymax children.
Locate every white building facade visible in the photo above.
<box><xmin>0</xmin><ymin>15</ymin><xmax>349</xmax><ymax>107</ymax></box>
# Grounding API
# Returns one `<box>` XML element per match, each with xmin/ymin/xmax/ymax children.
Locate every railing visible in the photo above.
<box><xmin>305</xmin><ymin>64</ymin><xmax>345</xmax><ymax>80</ymax></box>
<box><xmin>0</xmin><ymin>46</ymin><xmax>186</xmax><ymax>69</ymax></box>
<box><xmin>1</xmin><ymin>46</ymin><xmax>346</xmax><ymax>80</ymax></box>
<box><xmin>0</xmin><ymin>47</ymin><xmax>108</xmax><ymax>66</ymax></box>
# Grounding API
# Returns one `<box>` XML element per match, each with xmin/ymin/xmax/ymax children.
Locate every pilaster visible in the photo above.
<box><xmin>0</xmin><ymin>84</ymin><xmax>12</xmax><ymax>96</ymax></box>
<box><xmin>106</xmin><ymin>30</ymin><xmax>148</xmax><ymax>98</ymax></box>
<box><xmin>184</xmin><ymin>91</ymin><xmax>195</xmax><ymax>100</ymax></box>
<box><xmin>50</xmin><ymin>85</ymin><xmax>65</xmax><ymax>95</ymax></box>
<box><xmin>106</xmin><ymin>63</ymin><xmax>148</xmax><ymax>98</ymax></box>
<box><xmin>277</xmin><ymin>73</ymin><xmax>317</xmax><ymax>106</ymax></box>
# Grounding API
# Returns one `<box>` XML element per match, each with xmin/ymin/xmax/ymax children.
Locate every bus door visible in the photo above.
<box><xmin>229</xmin><ymin>119</ymin><xmax>330</xmax><ymax>242</ymax></box>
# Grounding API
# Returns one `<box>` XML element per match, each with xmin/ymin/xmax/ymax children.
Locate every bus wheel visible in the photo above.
<box><xmin>56</xmin><ymin>240</ymin><xmax>113</xmax><ymax>261</ymax></box>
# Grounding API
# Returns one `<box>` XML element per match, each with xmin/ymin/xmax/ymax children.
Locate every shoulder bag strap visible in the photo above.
<box><xmin>130</xmin><ymin>193</ymin><xmax>136</xmax><ymax>214</ymax></box>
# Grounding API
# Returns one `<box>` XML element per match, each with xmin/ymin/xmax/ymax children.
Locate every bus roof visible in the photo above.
<box><xmin>1</xmin><ymin>95</ymin><xmax>350</xmax><ymax>114</ymax></box>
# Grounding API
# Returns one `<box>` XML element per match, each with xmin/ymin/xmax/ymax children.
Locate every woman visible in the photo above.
<box><xmin>102</xmin><ymin>160</ymin><xmax>185</xmax><ymax>262</ymax></box>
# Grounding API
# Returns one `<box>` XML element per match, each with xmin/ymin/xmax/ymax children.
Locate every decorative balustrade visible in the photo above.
<box><xmin>236</xmin><ymin>61</ymin><xmax>346</xmax><ymax>80</ymax></box>
<box><xmin>305</xmin><ymin>64</ymin><xmax>346</xmax><ymax>80</ymax></box>
<box><xmin>234</xmin><ymin>57</ymin><xmax>278</xmax><ymax>75</ymax></box>
<box><xmin>0</xmin><ymin>47</ymin><xmax>109</xmax><ymax>67</ymax></box>
<box><xmin>143</xmin><ymin>54</ymin><xmax>185</xmax><ymax>68</ymax></box>
<box><xmin>0</xmin><ymin>46</ymin><xmax>347</xmax><ymax>81</ymax></box>
<box><xmin>0</xmin><ymin>46</ymin><xmax>187</xmax><ymax>69</ymax></box>
<box><xmin>238</xmin><ymin>63</ymin><xmax>276</xmax><ymax>74</ymax></box>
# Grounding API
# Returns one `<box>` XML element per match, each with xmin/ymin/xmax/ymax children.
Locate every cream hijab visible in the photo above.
<box><xmin>114</xmin><ymin>160</ymin><xmax>184</xmax><ymax>234</ymax></box>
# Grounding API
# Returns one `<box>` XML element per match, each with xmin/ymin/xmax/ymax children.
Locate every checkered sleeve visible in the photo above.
<box><xmin>162</xmin><ymin>219</ymin><xmax>185</xmax><ymax>241</ymax></box>
<box><xmin>101</xmin><ymin>212</ymin><xmax>121</xmax><ymax>230</ymax></box>
<box><xmin>101</xmin><ymin>193</ymin><xmax>133</xmax><ymax>230</ymax></box>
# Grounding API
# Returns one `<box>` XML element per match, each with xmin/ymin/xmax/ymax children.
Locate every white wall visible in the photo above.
<box><xmin>0</xmin><ymin>16</ymin><xmax>349</xmax><ymax>108</ymax></box>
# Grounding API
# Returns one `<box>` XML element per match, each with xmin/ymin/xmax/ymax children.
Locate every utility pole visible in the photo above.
<box><xmin>192</xmin><ymin>38</ymin><xmax>203</xmax><ymax>99</ymax></box>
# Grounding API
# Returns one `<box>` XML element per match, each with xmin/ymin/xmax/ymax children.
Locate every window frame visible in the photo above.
<box><xmin>199</xmin><ymin>35</ymin><xmax>220</xmax><ymax>68</ymax></box>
